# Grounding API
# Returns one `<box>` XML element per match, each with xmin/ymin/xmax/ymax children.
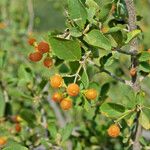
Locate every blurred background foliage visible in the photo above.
<box><xmin>0</xmin><ymin>0</ymin><xmax>150</xmax><ymax>149</ymax></box>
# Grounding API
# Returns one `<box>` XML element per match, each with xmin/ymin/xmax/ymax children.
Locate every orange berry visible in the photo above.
<box><xmin>147</xmin><ymin>49</ymin><xmax>150</xmax><ymax>53</ymax></box>
<box><xmin>101</xmin><ymin>26</ymin><xmax>109</xmax><ymax>33</ymax></box>
<box><xmin>107</xmin><ymin>124</ymin><xmax>120</xmax><ymax>138</ymax></box>
<box><xmin>15</xmin><ymin>123</ymin><xmax>21</xmax><ymax>132</ymax></box>
<box><xmin>52</xmin><ymin>92</ymin><xmax>63</xmax><ymax>102</ymax></box>
<box><xmin>85</xmin><ymin>89</ymin><xmax>98</xmax><ymax>100</ymax></box>
<box><xmin>60</xmin><ymin>98</ymin><xmax>72</xmax><ymax>110</ymax></box>
<box><xmin>67</xmin><ymin>83</ymin><xmax>80</xmax><ymax>97</ymax></box>
<box><xmin>50</xmin><ymin>74</ymin><xmax>63</xmax><ymax>88</ymax></box>
<box><xmin>0</xmin><ymin>137</ymin><xmax>7</xmax><ymax>146</ymax></box>
<box><xmin>43</xmin><ymin>57</ymin><xmax>53</xmax><ymax>68</ymax></box>
<box><xmin>28</xmin><ymin>52</ymin><xmax>43</xmax><ymax>62</ymax></box>
<box><xmin>28</xmin><ymin>38</ymin><xmax>36</xmax><ymax>46</ymax></box>
<box><xmin>37</xmin><ymin>41</ymin><xmax>50</xmax><ymax>53</ymax></box>
<box><xmin>130</xmin><ymin>68</ymin><xmax>137</xmax><ymax>77</ymax></box>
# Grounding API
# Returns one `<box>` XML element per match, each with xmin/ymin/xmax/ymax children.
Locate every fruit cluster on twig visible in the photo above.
<box><xmin>28</xmin><ymin>38</ymin><xmax>53</xmax><ymax>68</ymax></box>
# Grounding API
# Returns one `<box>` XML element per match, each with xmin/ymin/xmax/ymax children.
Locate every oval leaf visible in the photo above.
<box><xmin>84</xmin><ymin>29</ymin><xmax>111</xmax><ymax>50</ymax></box>
<box><xmin>49</xmin><ymin>37</ymin><xmax>81</xmax><ymax>61</ymax></box>
<box><xmin>100</xmin><ymin>102</ymin><xmax>125</xmax><ymax>118</ymax></box>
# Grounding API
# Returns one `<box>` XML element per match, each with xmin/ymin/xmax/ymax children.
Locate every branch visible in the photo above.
<box><xmin>102</xmin><ymin>69</ymin><xmax>125</xmax><ymax>83</ymax></box>
<box><xmin>125</xmin><ymin>0</ymin><xmax>140</xmax><ymax>88</ymax></box>
<box><xmin>114</xmin><ymin>48</ymin><xmax>135</xmax><ymax>55</ymax></box>
<box><xmin>125</xmin><ymin>1</ymin><xmax>142</xmax><ymax>149</ymax></box>
<box><xmin>94</xmin><ymin>64</ymin><xmax>130</xmax><ymax>84</ymax></box>
<box><xmin>74</xmin><ymin>51</ymin><xmax>91</xmax><ymax>83</ymax></box>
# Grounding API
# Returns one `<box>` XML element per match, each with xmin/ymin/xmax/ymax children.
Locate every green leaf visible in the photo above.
<box><xmin>0</xmin><ymin>50</ymin><xmax>7</xmax><ymax>68</ymax></box>
<box><xmin>85</xmin><ymin>0</ymin><xmax>99</xmax><ymax>11</ymax></box>
<box><xmin>99</xmin><ymin>3</ymin><xmax>112</xmax><ymax>21</ymax></box>
<box><xmin>139</xmin><ymin>62</ymin><xmax>150</xmax><ymax>73</ymax></box>
<box><xmin>139</xmin><ymin>52</ymin><xmax>150</xmax><ymax>62</ymax></box>
<box><xmin>83</xmin><ymin>97</ymin><xmax>91</xmax><ymax>111</ymax></box>
<box><xmin>20</xmin><ymin>109</ymin><xmax>36</xmax><ymax>127</ymax></box>
<box><xmin>84</xmin><ymin>29</ymin><xmax>111</xmax><ymax>50</ymax></box>
<box><xmin>18</xmin><ymin>65</ymin><xmax>33</xmax><ymax>85</ymax></box>
<box><xmin>100</xmin><ymin>102</ymin><xmax>125</xmax><ymax>118</ymax></box>
<box><xmin>107</xmin><ymin>27</ymin><xmax>121</xmax><ymax>33</ymax></box>
<box><xmin>48</xmin><ymin>123</ymin><xmax>57</xmax><ymax>139</ymax></box>
<box><xmin>3</xmin><ymin>144</ymin><xmax>28</xmax><ymax>150</ymax></box>
<box><xmin>68</xmin><ymin>0</ymin><xmax>87</xmax><ymax>29</ymax></box>
<box><xmin>100</xmin><ymin>83</ymin><xmax>110</xmax><ymax>98</ymax></box>
<box><xmin>49</xmin><ymin>37</ymin><xmax>81</xmax><ymax>61</ymax></box>
<box><xmin>0</xmin><ymin>89</ymin><xmax>5</xmax><ymax>117</ymax></box>
<box><xmin>81</xmin><ymin>68</ymin><xmax>89</xmax><ymax>88</ymax></box>
<box><xmin>61</xmin><ymin>122</ymin><xmax>74</xmax><ymax>142</ymax></box>
<box><xmin>69</xmin><ymin>27</ymin><xmax>82</xmax><ymax>37</ymax></box>
<box><xmin>125</xmin><ymin>29</ymin><xmax>141</xmax><ymax>44</ymax></box>
<box><xmin>104</xmin><ymin>56</ymin><xmax>114</xmax><ymax>67</ymax></box>
<box><xmin>99</xmin><ymin>53</ymin><xmax>112</xmax><ymax>66</ymax></box>
<box><xmin>139</xmin><ymin>111</ymin><xmax>150</xmax><ymax>130</ymax></box>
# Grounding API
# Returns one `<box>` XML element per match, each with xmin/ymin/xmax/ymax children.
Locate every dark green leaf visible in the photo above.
<box><xmin>49</xmin><ymin>37</ymin><xmax>81</xmax><ymax>61</ymax></box>
<box><xmin>20</xmin><ymin>109</ymin><xmax>36</xmax><ymax>127</ymax></box>
<box><xmin>139</xmin><ymin>52</ymin><xmax>150</xmax><ymax>62</ymax></box>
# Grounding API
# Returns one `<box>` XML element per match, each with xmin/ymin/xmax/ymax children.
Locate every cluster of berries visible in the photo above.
<box><xmin>28</xmin><ymin>38</ymin><xmax>53</xmax><ymax>68</ymax></box>
<box><xmin>49</xmin><ymin>74</ymin><xmax>98</xmax><ymax>110</ymax></box>
<box><xmin>11</xmin><ymin>115</ymin><xmax>22</xmax><ymax>133</ymax></box>
<box><xmin>0</xmin><ymin>116</ymin><xmax>22</xmax><ymax>146</ymax></box>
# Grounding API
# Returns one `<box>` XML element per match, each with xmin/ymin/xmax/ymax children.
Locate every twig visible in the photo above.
<box><xmin>94</xmin><ymin>64</ymin><xmax>128</xmax><ymax>84</ymax></box>
<box><xmin>114</xmin><ymin>48</ymin><xmax>135</xmax><ymax>55</ymax></box>
<box><xmin>27</xmin><ymin>0</ymin><xmax>34</xmax><ymax>34</ymax></box>
<box><xmin>74</xmin><ymin>51</ymin><xmax>91</xmax><ymax>83</ymax></box>
<box><xmin>125</xmin><ymin>1</ymin><xmax>142</xmax><ymax>149</ymax></box>
<box><xmin>102</xmin><ymin>69</ymin><xmax>126</xmax><ymax>83</ymax></box>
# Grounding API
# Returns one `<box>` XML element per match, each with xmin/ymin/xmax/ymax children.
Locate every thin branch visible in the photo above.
<box><xmin>102</xmin><ymin>69</ymin><xmax>126</xmax><ymax>83</ymax></box>
<box><xmin>114</xmin><ymin>48</ymin><xmax>135</xmax><ymax>55</ymax></box>
<box><xmin>125</xmin><ymin>1</ymin><xmax>142</xmax><ymax>149</ymax></box>
<box><xmin>94</xmin><ymin>64</ymin><xmax>128</xmax><ymax>84</ymax></box>
<box><xmin>74</xmin><ymin>51</ymin><xmax>91</xmax><ymax>83</ymax></box>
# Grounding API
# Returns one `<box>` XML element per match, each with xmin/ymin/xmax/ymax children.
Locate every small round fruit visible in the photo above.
<box><xmin>0</xmin><ymin>137</ymin><xmax>7</xmax><ymax>146</ymax></box>
<box><xmin>147</xmin><ymin>49</ymin><xmax>150</xmax><ymax>53</ymax></box>
<box><xmin>43</xmin><ymin>57</ymin><xmax>53</xmax><ymax>68</ymax></box>
<box><xmin>15</xmin><ymin>123</ymin><xmax>21</xmax><ymax>132</ymax></box>
<box><xmin>130</xmin><ymin>68</ymin><xmax>137</xmax><ymax>77</ymax></box>
<box><xmin>28</xmin><ymin>52</ymin><xmax>43</xmax><ymax>62</ymax></box>
<box><xmin>28</xmin><ymin>38</ymin><xmax>36</xmax><ymax>46</ymax></box>
<box><xmin>67</xmin><ymin>83</ymin><xmax>80</xmax><ymax>97</ymax></box>
<box><xmin>37</xmin><ymin>41</ymin><xmax>50</xmax><ymax>53</ymax></box>
<box><xmin>60</xmin><ymin>98</ymin><xmax>72</xmax><ymax>110</ymax></box>
<box><xmin>52</xmin><ymin>92</ymin><xmax>63</xmax><ymax>102</ymax></box>
<box><xmin>101</xmin><ymin>26</ymin><xmax>109</xmax><ymax>33</ymax></box>
<box><xmin>85</xmin><ymin>89</ymin><xmax>98</xmax><ymax>100</ymax></box>
<box><xmin>107</xmin><ymin>124</ymin><xmax>120</xmax><ymax>138</ymax></box>
<box><xmin>50</xmin><ymin>74</ymin><xmax>63</xmax><ymax>88</ymax></box>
